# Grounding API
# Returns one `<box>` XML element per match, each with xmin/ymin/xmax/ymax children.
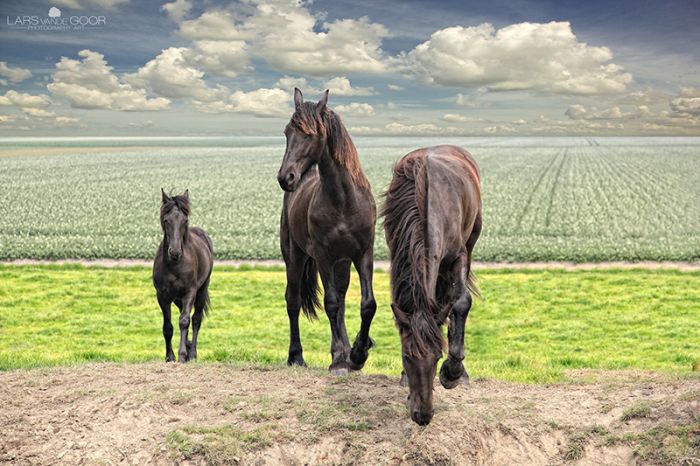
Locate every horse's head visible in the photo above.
<box><xmin>393</xmin><ymin>304</ymin><xmax>445</xmax><ymax>426</ymax></box>
<box><xmin>160</xmin><ymin>188</ymin><xmax>190</xmax><ymax>262</ymax></box>
<box><xmin>277</xmin><ymin>88</ymin><xmax>329</xmax><ymax>192</ymax></box>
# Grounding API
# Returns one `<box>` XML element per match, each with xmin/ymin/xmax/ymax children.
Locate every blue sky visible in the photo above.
<box><xmin>0</xmin><ymin>0</ymin><xmax>698</xmax><ymax>136</ymax></box>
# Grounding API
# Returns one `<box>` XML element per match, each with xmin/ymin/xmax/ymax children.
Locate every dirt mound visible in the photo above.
<box><xmin>1</xmin><ymin>363</ymin><xmax>698</xmax><ymax>465</ymax></box>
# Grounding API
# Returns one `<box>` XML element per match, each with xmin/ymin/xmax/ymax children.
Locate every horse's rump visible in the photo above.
<box><xmin>382</xmin><ymin>145</ymin><xmax>481</xmax><ymax>357</ymax></box>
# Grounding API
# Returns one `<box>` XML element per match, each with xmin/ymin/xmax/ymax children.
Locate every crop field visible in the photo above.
<box><xmin>1</xmin><ymin>264</ymin><xmax>698</xmax><ymax>382</ymax></box>
<box><xmin>0</xmin><ymin>136</ymin><xmax>698</xmax><ymax>262</ymax></box>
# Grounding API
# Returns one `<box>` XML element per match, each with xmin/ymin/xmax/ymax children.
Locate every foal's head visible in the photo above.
<box><xmin>160</xmin><ymin>189</ymin><xmax>190</xmax><ymax>262</ymax></box>
<box><xmin>277</xmin><ymin>88</ymin><xmax>329</xmax><ymax>192</ymax></box>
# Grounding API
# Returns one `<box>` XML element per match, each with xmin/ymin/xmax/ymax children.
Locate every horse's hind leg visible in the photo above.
<box><xmin>157</xmin><ymin>293</ymin><xmax>175</xmax><ymax>362</ymax></box>
<box><xmin>320</xmin><ymin>260</ymin><xmax>352</xmax><ymax>375</ymax></box>
<box><xmin>440</xmin><ymin>255</ymin><xmax>471</xmax><ymax>389</ymax></box>
<box><xmin>349</xmin><ymin>248</ymin><xmax>376</xmax><ymax>371</ymax></box>
<box><xmin>188</xmin><ymin>283</ymin><xmax>208</xmax><ymax>361</ymax></box>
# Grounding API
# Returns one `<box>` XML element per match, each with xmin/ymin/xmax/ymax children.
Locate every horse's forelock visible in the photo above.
<box><xmin>290</xmin><ymin>101</ymin><xmax>325</xmax><ymax>135</ymax></box>
<box><xmin>161</xmin><ymin>195</ymin><xmax>190</xmax><ymax>218</ymax></box>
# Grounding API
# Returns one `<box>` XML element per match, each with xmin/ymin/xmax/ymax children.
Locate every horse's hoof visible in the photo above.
<box><xmin>287</xmin><ymin>355</ymin><xmax>307</xmax><ymax>367</ymax></box>
<box><xmin>165</xmin><ymin>356</ymin><xmax>175</xmax><ymax>363</ymax></box>
<box><xmin>440</xmin><ymin>364</ymin><xmax>469</xmax><ymax>389</ymax></box>
<box><xmin>348</xmin><ymin>361</ymin><xmax>364</xmax><ymax>372</ymax></box>
<box><xmin>348</xmin><ymin>353</ymin><xmax>366</xmax><ymax>371</ymax></box>
<box><xmin>399</xmin><ymin>372</ymin><xmax>409</xmax><ymax>387</ymax></box>
<box><xmin>329</xmin><ymin>367</ymin><xmax>349</xmax><ymax>377</ymax></box>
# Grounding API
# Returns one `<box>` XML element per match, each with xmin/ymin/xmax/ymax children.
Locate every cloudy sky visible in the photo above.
<box><xmin>0</xmin><ymin>0</ymin><xmax>699</xmax><ymax>136</ymax></box>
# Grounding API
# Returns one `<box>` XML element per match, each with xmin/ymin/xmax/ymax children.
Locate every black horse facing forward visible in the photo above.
<box><xmin>153</xmin><ymin>189</ymin><xmax>213</xmax><ymax>363</ymax></box>
<box><xmin>277</xmin><ymin>88</ymin><xmax>377</xmax><ymax>375</ymax></box>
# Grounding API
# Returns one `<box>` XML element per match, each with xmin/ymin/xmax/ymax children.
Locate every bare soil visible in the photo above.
<box><xmin>1</xmin><ymin>363</ymin><xmax>698</xmax><ymax>465</ymax></box>
<box><xmin>4</xmin><ymin>259</ymin><xmax>700</xmax><ymax>271</ymax></box>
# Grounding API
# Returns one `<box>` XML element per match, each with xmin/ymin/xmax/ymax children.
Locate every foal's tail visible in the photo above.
<box><xmin>300</xmin><ymin>258</ymin><xmax>320</xmax><ymax>320</ymax></box>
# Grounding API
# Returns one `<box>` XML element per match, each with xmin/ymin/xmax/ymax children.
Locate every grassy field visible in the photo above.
<box><xmin>1</xmin><ymin>264</ymin><xmax>697</xmax><ymax>382</ymax></box>
<box><xmin>0</xmin><ymin>136</ymin><xmax>698</xmax><ymax>261</ymax></box>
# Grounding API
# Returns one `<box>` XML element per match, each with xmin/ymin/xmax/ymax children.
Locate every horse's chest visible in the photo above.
<box><xmin>155</xmin><ymin>273</ymin><xmax>189</xmax><ymax>297</ymax></box>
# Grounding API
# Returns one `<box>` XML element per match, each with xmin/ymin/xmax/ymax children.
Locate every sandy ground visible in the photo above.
<box><xmin>3</xmin><ymin>259</ymin><xmax>700</xmax><ymax>271</ymax></box>
<box><xmin>1</xmin><ymin>363</ymin><xmax>698</xmax><ymax>465</ymax></box>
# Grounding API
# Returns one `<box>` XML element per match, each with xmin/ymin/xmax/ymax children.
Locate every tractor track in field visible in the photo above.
<box><xmin>2</xmin><ymin>259</ymin><xmax>700</xmax><ymax>271</ymax></box>
<box><xmin>1</xmin><ymin>363</ymin><xmax>698</xmax><ymax>465</ymax></box>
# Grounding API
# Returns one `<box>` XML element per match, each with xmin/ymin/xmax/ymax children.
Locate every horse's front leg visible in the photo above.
<box><xmin>440</xmin><ymin>257</ymin><xmax>471</xmax><ymax>388</ymax></box>
<box><xmin>157</xmin><ymin>293</ymin><xmax>175</xmax><ymax>362</ymax></box>
<box><xmin>178</xmin><ymin>290</ymin><xmax>196</xmax><ymax>363</ymax></box>
<box><xmin>320</xmin><ymin>261</ymin><xmax>352</xmax><ymax>375</ymax></box>
<box><xmin>349</xmin><ymin>248</ymin><xmax>377</xmax><ymax>371</ymax></box>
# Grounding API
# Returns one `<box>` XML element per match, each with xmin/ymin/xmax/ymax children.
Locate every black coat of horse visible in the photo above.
<box><xmin>153</xmin><ymin>189</ymin><xmax>213</xmax><ymax>363</ymax></box>
<box><xmin>277</xmin><ymin>88</ymin><xmax>377</xmax><ymax>375</ymax></box>
<box><xmin>382</xmin><ymin>145</ymin><xmax>482</xmax><ymax>425</ymax></box>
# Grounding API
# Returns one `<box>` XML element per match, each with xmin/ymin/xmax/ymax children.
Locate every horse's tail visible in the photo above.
<box><xmin>300</xmin><ymin>258</ymin><xmax>320</xmax><ymax>320</ymax></box>
<box><xmin>382</xmin><ymin>153</ymin><xmax>443</xmax><ymax>358</ymax></box>
<box><xmin>202</xmin><ymin>230</ymin><xmax>213</xmax><ymax>317</ymax></box>
<box><xmin>466</xmin><ymin>269</ymin><xmax>481</xmax><ymax>300</ymax></box>
<box><xmin>202</xmin><ymin>281</ymin><xmax>211</xmax><ymax>317</ymax></box>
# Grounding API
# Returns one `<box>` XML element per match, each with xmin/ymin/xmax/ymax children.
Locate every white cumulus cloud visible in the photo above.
<box><xmin>397</xmin><ymin>21</ymin><xmax>631</xmax><ymax>95</ymax></box>
<box><xmin>193</xmin><ymin>87</ymin><xmax>291</xmax><ymax>117</ymax></box>
<box><xmin>124</xmin><ymin>47</ymin><xmax>226</xmax><ymax>102</ymax></box>
<box><xmin>334</xmin><ymin>102</ymin><xmax>375</xmax><ymax>117</ymax></box>
<box><xmin>172</xmin><ymin>0</ymin><xmax>390</xmax><ymax>76</ymax></box>
<box><xmin>0</xmin><ymin>62</ymin><xmax>32</xmax><ymax>83</ymax></box>
<box><xmin>442</xmin><ymin>113</ymin><xmax>467</xmax><ymax>122</ymax></box>
<box><xmin>0</xmin><ymin>90</ymin><xmax>51</xmax><ymax>108</ymax></box>
<box><xmin>48</xmin><ymin>50</ymin><xmax>170</xmax><ymax>111</ymax></box>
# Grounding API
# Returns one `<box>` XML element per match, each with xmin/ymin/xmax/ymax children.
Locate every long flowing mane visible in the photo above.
<box><xmin>381</xmin><ymin>153</ymin><xmax>444</xmax><ymax>358</ymax></box>
<box><xmin>291</xmin><ymin>101</ymin><xmax>370</xmax><ymax>190</ymax></box>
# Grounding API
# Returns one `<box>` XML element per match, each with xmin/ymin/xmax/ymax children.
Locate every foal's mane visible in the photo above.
<box><xmin>161</xmin><ymin>194</ymin><xmax>190</xmax><ymax>218</ymax></box>
<box><xmin>291</xmin><ymin>101</ymin><xmax>370</xmax><ymax>190</ymax></box>
<box><xmin>381</xmin><ymin>153</ymin><xmax>445</xmax><ymax>358</ymax></box>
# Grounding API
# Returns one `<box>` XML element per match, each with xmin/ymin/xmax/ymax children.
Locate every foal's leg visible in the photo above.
<box><xmin>320</xmin><ymin>260</ymin><xmax>352</xmax><ymax>375</ymax></box>
<box><xmin>349</xmin><ymin>248</ymin><xmax>377</xmax><ymax>370</ymax></box>
<box><xmin>440</xmin><ymin>257</ymin><xmax>471</xmax><ymax>389</ymax></box>
<box><xmin>177</xmin><ymin>290</ymin><xmax>196</xmax><ymax>363</ymax></box>
<box><xmin>157</xmin><ymin>293</ymin><xmax>175</xmax><ymax>362</ymax></box>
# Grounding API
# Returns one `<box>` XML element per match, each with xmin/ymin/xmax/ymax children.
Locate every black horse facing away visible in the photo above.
<box><xmin>277</xmin><ymin>88</ymin><xmax>377</xmax><ymax>375</ymax></box>
<box><xmin>153</xmin><ymin>189</ymin><xmax>214</xmax><ymax>363</ymax></box>
<box><xmin>382</xmin><ymin>145</ymin><xmax>482</xmax><ymax>425</ymax></box>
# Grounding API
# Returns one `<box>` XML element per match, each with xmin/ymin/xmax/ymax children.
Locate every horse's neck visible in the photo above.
<box><xmin>317</xmin><ymin>144</ymin><xmax>361</xmax><ymax>206</ymax></box>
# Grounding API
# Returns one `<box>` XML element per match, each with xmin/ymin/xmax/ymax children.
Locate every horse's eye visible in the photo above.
<box><xmin>305</xmin><ymin>134</ymin><xmax>312</xmax><ymax>140</ymax></box>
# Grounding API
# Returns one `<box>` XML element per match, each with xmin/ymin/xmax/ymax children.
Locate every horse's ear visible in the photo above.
<box><xmin>317</xmin><ymin>89</ymin><xmax>329</xmax><ymax>112</ymax></box>
<box><xmin>294</xmin><ymin>88</ymin><xmax>303</xmax><ymax>110</ymax></box>
<box><xmin>183</xmin><ymin>189</ymin><xmax>189</xmax><ymax>200</ymax></box>
<box><xmin>161</xmin><ymin>188</ymin><xmax>169</xmax><ymax>203</ymax></box>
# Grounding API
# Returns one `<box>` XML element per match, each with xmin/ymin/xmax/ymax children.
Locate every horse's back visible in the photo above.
<box><xmin>189</xmin><ymin>227</ymin><xmax>214</xmax><ymax>282</ymax></box>
<box><xmin>190</xmin><ymin>227</ymin><xmax>213</xmax><ymax>255</ymax></box>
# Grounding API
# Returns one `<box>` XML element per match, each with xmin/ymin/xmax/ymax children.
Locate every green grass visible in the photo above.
<box><xmin>0</xmin><ymin>265</ymin><xmax>698</xmax><ymax>382</ymax></box>
<box><xmin>0</xmin><ymin>137</ymin><xmax>698</xmax><ymax>261</ymax></box>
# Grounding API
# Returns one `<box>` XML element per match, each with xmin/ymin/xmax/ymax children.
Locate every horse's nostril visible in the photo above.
<box><xmin>286</xmin><ymin>173</ymin><xmax>295</xmax><ymax>183</ymax></box>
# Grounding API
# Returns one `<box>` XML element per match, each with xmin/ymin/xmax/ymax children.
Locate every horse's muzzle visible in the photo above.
<box><xmin>277</xmin><ymin>171</ymin><xmax>297</xmax><ymax>192</ymax></box>
<box><xmin>411</xmin><ymin>409</ymin><xmax>434</xmax><ymax>426</ymax></box>
<box><xmin>167</xmin><ymin>247</ymin><xmax>182</xmax><ymax>262</ymax></box>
